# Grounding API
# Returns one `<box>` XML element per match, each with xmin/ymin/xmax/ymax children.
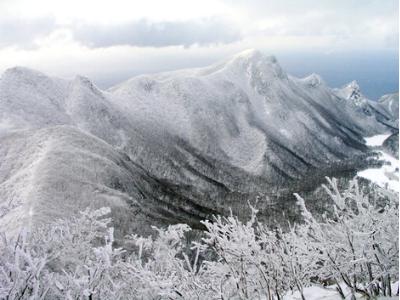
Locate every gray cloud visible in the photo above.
<box><xmin>0</xmin><ymin>16</ymin><xmax>241</xmax><ymax>49</ymax></box>
<box><xmin>1</xmin><ymin>0</ymin><xmax>397</xmax><ymax>50</ymax></box>
<box><xmin>72</xmin><ymin>18</ymin><xmax>241</xmax><ymax>48</ymax></box>
<box><xmin>0</xmin><ymin>17</ymin><xmax>56</xmax><ymax>48</ymax></box>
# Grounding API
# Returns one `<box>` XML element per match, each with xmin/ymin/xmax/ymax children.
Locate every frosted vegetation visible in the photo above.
<box><xmin>1</xmin><ymin>178</ymin><xmax>398</xmax><ymax>300</ymax></box>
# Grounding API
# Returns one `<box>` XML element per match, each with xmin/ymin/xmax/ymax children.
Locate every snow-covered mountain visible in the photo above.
<box><xmin>333</xmin><ymin>80</ymin><xmax>399</xmax><ymax>130</ymax></box>
<box><xmin>0</xmin><ymin>50</ymin><xmax>396</xmax><ymax>234</ymax></box>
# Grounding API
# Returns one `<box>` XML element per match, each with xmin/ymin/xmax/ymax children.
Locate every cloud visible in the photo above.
<box><xmin>0</xmin><ymin>0</ymin><xmax>397</xmax><ymax>51</ymax></box>
<box><xmin>0</xmin><ymin>17</ymin><xmax>56</xmax><ymax>48</ymax></box>
<box><xmin>0</xmin><ymin>0</ymin><xmax>397</xmax><ymax>95</ymax></box>
<box><xmin>0</xmin><ymin>16</ymin><xmax>241</xmax><ymax>49</ymax></box>
<box><xmin>72</xmin><ymin>18</ymin><xmax>241</xmax><ymax>48</ymax></box>
<box><xmin>224</xmin><ymin>0</ymin><xmax>398</xmax><ymax>49</ymax></box>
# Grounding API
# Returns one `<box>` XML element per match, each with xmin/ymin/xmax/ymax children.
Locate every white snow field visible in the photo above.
<box><xmin>357</xmin><ymin>133</ymin><xmax>399</xmax><ymax>191</ymax></box>
<box><xmin>364</xmin><ymin>133</ymin><xmax>392</xmax><ymax>146</ymax></box>
<box><xmin>284</xmin><ymin>285</ymin><xmax>346</xmax><ymax>300</ymax></box>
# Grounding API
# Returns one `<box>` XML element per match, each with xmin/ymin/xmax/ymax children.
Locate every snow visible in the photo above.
<box><xmin>333</xmin><ymin>80</ymin><xmax>365</xmax><ymax>105</ymax></box>
<box><xmin>284</xmin><ymin>285</ymin><xmax>348</xmax><ymax>300</ymax></box>
<box><xmin>364</xmin><ymin>133</ymin><xmax>392</xmax><ymax>146</ymax></box>
<box><xmin>0</xmin><ymin>126</ymin><xmax>154</xmax><ymax>237</ymax></box>
<box><xmin>298</xmin><ymin>73</ymin><xmax>324</xmax><ymax>88</ymax></box>
<box><xmin>379</xmin><ymin>93</ymin><xmax>399</xmax><ymax>120</ymax></box>
<box><xmin>332</xmin><ymin>84</ymin><xmax>398</xmax><ymax>131</ymax></box>
<box><xmin>284</xmin><ymin>283</ymin><xmax>399</xmax><ymax>300</ymax></box>
<box><xmin>357</xmin><ymin>133</ymin><xmax>399</xmax><ymax>192</ymax></box>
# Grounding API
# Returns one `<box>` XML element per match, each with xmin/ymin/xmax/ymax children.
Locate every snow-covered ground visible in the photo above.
<box><xmin>284</xmin><ymin>282</ymin><xmax>399</xmax><ymax>300</ymax></box>
<box><xmin>284</xmin><ymin>285</ymin><xmax>341</xmax><ymax>300</ymax></box>
<box><xmin>357</xmin><ymin>133</ymin><xmax>399</xmax><ymax>192</ymax></box>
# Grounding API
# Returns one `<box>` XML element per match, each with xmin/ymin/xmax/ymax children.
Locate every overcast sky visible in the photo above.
<box><xmin>0</xmin><ymin>0</ymin><xmax>398</xmax><ymax>98</ymax></box>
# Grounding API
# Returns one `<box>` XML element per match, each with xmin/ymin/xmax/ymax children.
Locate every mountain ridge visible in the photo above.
<box><xmin>0</xmin><ymin>50</ymin><xmax>397</xmax><ymax>234</ymax></box>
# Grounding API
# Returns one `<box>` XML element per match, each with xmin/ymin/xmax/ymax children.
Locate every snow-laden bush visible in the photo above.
<box><xmin>295</xmin><ymin>178</ymin><xmax>399</xmax><ymax>299</ymax></box>
<box><xmin>0</xmin><ymin>230</ymin><xmax>51</xmax><ymax>299</ymax></box>
<box><xmin>199</xmin><ymin>204</ymin><xmax>320</xmax><ymax>300</ymax></box>
<box><xmin>0</xmin><ymin>178</ymin><xmax>398</xmax><ymax>299</ymax></box>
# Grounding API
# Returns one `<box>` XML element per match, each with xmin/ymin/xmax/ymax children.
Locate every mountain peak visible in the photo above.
<box><xmin>73</xmin><ymin>75</ymin><xmax>102</xmax><ymax>95</ymax></box>
<box><xmin>74</xmin><ymin>75</ymin><xmax>94</xmax><ymax>86</ymax></box>
<box><xmin>300</xmin><ymin>73</ymin><xmax>324</xmax><ymax>87</ymax></box>
<box><xmin>345</xmin><ymin>81</ymin><xmax>362</xmax><ymax>100</ymax></box>
<box><xmin>219</xmin><ymin>49</ymin><xmax>286</xmax><ymax>81</ymax></box>
<box><xmin>233</xmin><ymin>48</ymin><xmax>263</xmax><ymax>59</ymax></box>
<box><xmin>230</xmin><ymin>49</ymin><xmax>278</xmax><ymax>65</ymax></box>
<box><xmin>334</xmin><ymin>80</ymin><xmax>365</xmax><ymax>102</ymax></box>
<box><xmin>2</xmin><ymin>66</ymin><xmax>47</xmax><ymax>82</ymax></box>
<box><xmin>345</xmin><ymin>80</ymin><xmax>360</xmax><ymax>91</ymax></box>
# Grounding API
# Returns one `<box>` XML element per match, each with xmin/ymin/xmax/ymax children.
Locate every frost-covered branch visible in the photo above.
<box><xmin>0</xmin><ymin>178</ymin><xmax>398</xmax><ymax>299</ymax></box>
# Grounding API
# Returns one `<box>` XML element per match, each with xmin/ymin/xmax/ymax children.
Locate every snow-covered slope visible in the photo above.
<box><xmin>378</xmin><ymin>92</ymin><xmax>399</xmax><ymax>121</ymax></box>
<box><xmin>0</xmin><ymin>50</ymin><xmax>396</xmax><ymax>233</ymax></box>
<box><xmin>0</xmin><ymin>126</ymin><xmax>151</xmax><ymax>237</ymax></box>
<box><xmin>0</xmin><ymin>67</ymin><xmax>71</xmax><ymax>130</ymax></box>
<box><xmin>0</xmin><ymin>126</ymin><xmax>222</xmax><ymax>237</ymax></box>
<box><xmin>357</xmin><ymin>133</ymin><xmax>399</xmax><ymax>192</ymax></box>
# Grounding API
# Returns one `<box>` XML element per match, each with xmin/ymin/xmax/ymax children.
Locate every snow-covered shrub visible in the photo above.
<box><xmin>0</xmin><ymin>230</ymin><xmax>52</xmax><ymax>299</ymax></box>
<box><xmin>121</xmin><ymin>224</ymin><xmax>193</xmax><ymax>299</ymax></box>
<box><xmin>199</xmin><ymin>204</ymin><xmax>320</xmax><ymax>300</ymax></box>
<box><xmin>0</xmin><ymin>207</ymin><xmax>127</xmax><ymax>299</ymax></box>
<box><xmin>200</xmin><ymin>205</ymin><xmax>267</xmax><ymax>299</ymax></box>
<box><xmin>0</xmin><ymin>178</ymin><xmax>398</xmax><ymax>299</ymax></box>
<box><xmin>295</xmin><ymin>178</ymin><xmax>399</xmax><ymax>298</ymax></box>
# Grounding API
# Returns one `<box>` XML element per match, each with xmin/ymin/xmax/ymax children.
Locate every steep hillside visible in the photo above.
<box><xmin>0</xmin><ymin>126</ymin><xmax>224</xmax><ymax>237</ymax></box>
<box><xmin>110</xmin><ymin>50</ymin><xmax>384</xmax><ymax>177</ymax></box>
<box><xmin>379</xmin><ymin>93</ymin><xmax>399</xmax><ymax>117</ymax></box>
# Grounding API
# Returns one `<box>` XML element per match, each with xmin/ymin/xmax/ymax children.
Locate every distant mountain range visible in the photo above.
<box><xmin>0</xmin><ymin>50</ymin><xmax>398</xmax><ymax>237</ymax></box>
